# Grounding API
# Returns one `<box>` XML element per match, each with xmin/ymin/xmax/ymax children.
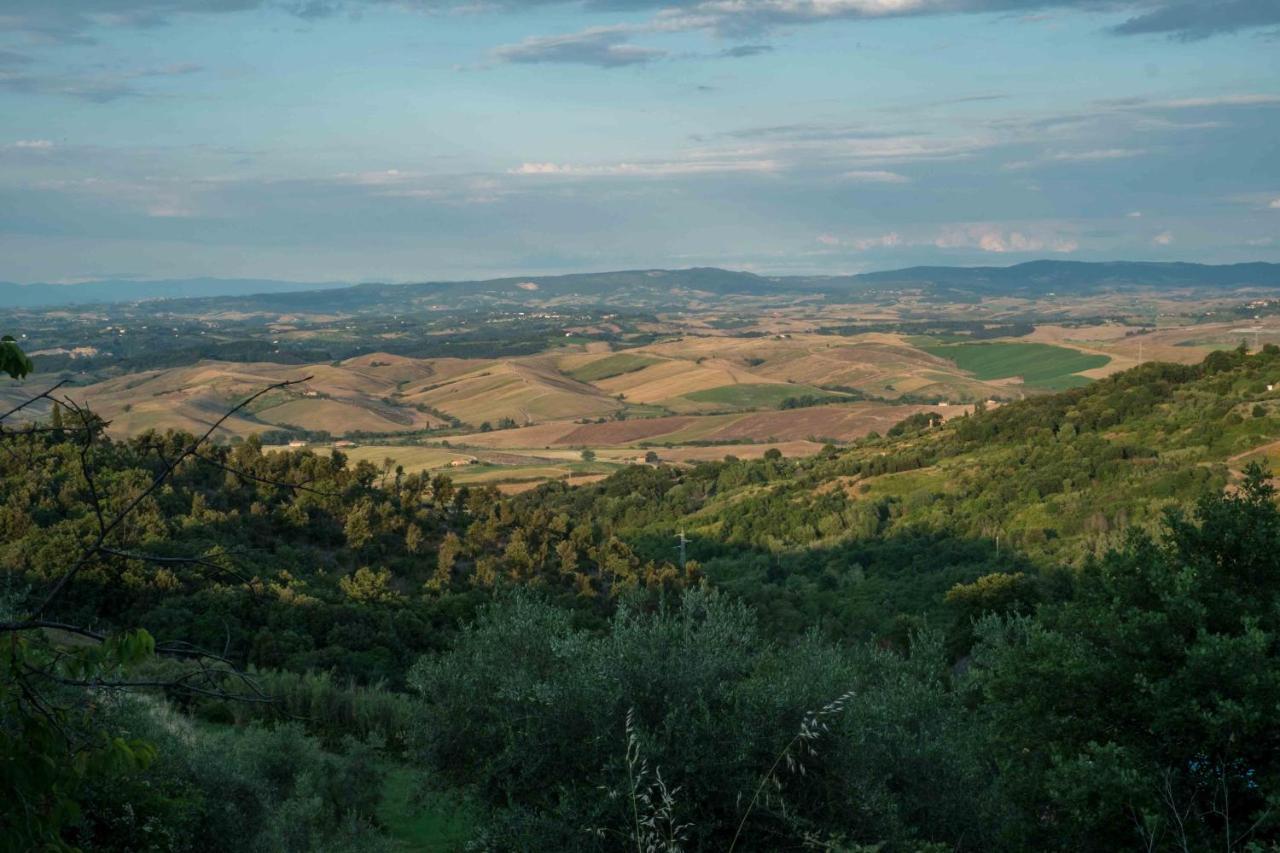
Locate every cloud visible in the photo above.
<box><xmin>1045</xmin><ymin>147</ymin><xmax>1147</xmax><ymax>161</ymax></box>
<box><xmin>818</xmin><ymin>224</ymin><xmax>1078</xmax><ymax>254</ymax></box>
<box><xmin>1006</xmin><ymin>147</ymin><xmax>1148</xmax><ymax>169</ymax></box>
<box><xmin>0</xmin><ymin>0</ymin><xmax>266</xmax><ymax>43</ymax></box>
<box><xmin>509</xmin><ymin>157</ymin><xmax>779</xmax><ymax>176</ymax></box>
<box><xmin>815</xmin><ymin>232</ymin><xmax>902</xmax><ymax>250</ymax></box>
<box><xmin>718</xmin><ymin>44</ymin><xmax>773</xmax><ymax>57</ymax></box>
<box><xmin>11</xmin><ymin>139</ymin><xmax>55</xmax><ymax>149</ymax></box>
<box><xmin>934</xmin><ymin>224</ymin><xmax>1078</xmax><ymax>253</ymax></box>
<box><xmin>0</xmin><ymin>51</ymin><xmax>34</xmax><ymax>69</ymax></box>
<box><xmin>7</xmin><ymin>0</ymin><xmax>1279</xmax><ymax>46</ymax></box>
<box><xmin>0</xmin><ymin>61</ymin><xmax>203</xmax><ymax>102</ymax></box>
<box><xmin>1111</xmin><ymin>0</ymin><xmax>1280</xmax><ymax>40</ymax></box>
<box><xmin>1127</xmin><ymin>210</ymin><xmax>1143</xmax><ymax>217</ymax></box>
<box><xmin>491</xmin><ymin>28</ymin><xmax>666</xmax><ymax>67</ymax></box>
<box><xmin>1152</xmin><ymin>230</ymin><xmax>1174</xmax><ymax>245</ymax></box>
<box><xmin>1141</xmin><ymin>93</ymin><xmax>1280</xmax><ymax>109</ymax></box>
<box><xmin>840</xmin><ymin>169</ymin><xmax>910</xmax><ymax>183</ymax></box>
<box><xmin>0</xmin><ymin>71</ymin><xmax>139</xmax><ymax>102</ymax></box>
<box><xmin>1270</xmin><ymin>198</ymin><xmax>1280</xmax><ymax>209</ymax></box>
<box><xmin>716</xmin><ymin>123</ymin><xmax>927</xmax><ymax>142</ymax></box>
<box><xmin>134</xmin><ymin>62</ymin><xmax>205</xmax><ymax>77</ymax></box>
<box><xmin>651</xmin><ymin>0</ymin><xmax>1280</xmax><ymax>41</ymax></box>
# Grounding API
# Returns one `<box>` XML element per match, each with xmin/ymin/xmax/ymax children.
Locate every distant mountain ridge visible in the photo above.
<box><xmin>0</xmin><ymin>277</ymin><xmax>351</xmax><ymax>308</ymax></box>
<box><xmin>4</xmin><ymin>261</ymin><xmax>1279</xmax><ymax>310</ymax></box>
<box><xmin>847</xmin><ymin>260</ymin><xmax>1280</xmax><ymax>295</ymax></box>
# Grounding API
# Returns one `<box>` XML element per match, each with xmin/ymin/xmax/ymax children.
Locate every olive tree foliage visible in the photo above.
<box><xmin>408</xmin><ymin>588</ymin><xmax>999</xmax><ymax>851</ymax></box>
<box><xmin>67</xmin><ymin>701</ymin><xmax>391</xmax><ymax>853</ymax></box>
<box><xmin>970</xmin><ymin>463</ymin><xmax>1280</xmax><ymax>852</ymax></box>
<box><xmin>0</xmin><ymin>335</ymin><xmax>314</xmax><ymax>850</ymax></box>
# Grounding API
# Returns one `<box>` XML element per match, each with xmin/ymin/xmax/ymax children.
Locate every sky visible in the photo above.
<box><xmin>1</xmin><ymin>1</ymin><xmax>1278</xmax><ymax>283</ymax></box>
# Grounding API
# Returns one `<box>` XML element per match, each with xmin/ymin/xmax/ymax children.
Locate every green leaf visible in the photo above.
<box><xmin>0</xmin><ymin>335</ymin><xmax>33</xmax><ymax>380</ymax></box>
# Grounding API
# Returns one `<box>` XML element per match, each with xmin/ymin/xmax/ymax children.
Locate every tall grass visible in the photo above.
<box><xmin>197</xmin><ymin>668</ymin><xmax>416</xmax><ymax>753</ymax></box>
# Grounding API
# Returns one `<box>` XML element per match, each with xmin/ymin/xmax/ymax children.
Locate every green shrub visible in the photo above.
<box><xmin>408</xmin><ymin>589</ymin><xmax>996</xmax><ymax>850</ymax></box>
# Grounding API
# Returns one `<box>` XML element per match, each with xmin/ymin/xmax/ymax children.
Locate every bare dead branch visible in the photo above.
<box><xmin>0</xmin><ymin>379</ymin><xmax>68</xmax><ymax>424</ymax></box>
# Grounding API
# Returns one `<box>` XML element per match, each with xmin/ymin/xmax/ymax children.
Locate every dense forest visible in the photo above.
<box><xmin>3</xmin><ymin>336</ymin><xmax>1280</xmax><ymax>850</ymax></box>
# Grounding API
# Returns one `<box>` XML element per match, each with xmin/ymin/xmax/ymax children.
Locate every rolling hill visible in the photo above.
<box><xmin>0</xmin><ymin>278</ymin><xmax>350</xmax><ymax>308</ymax></box>
<box><xmin>13</xmin><ymin>261</ymin><xmax>1278</xmax><ymax>313</ymax></box>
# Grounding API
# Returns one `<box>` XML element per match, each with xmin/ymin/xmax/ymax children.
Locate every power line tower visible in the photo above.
<box><xmin>675</xmin><ymin>530</ymin><xmax>689</xmax><ymax>569</ymax></box>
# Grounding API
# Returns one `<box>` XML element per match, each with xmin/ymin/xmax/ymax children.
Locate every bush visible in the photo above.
<box><xmin>71</xmin><ymin>699</ymin><xmax>393</xmax><ymax>853</ymax></box>
<box><xmin>408</xmin><ymin>589</ymin><xmax>996</xmax><ymax>850</ymax></box>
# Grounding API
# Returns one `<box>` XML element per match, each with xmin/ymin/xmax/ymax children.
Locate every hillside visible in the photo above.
<box><xmin>7</xmin><ymin>341</ymin><xmax>1280</xmax><ymax>852</ymax></box>
<box><xmin>476</xmin><ymin>343</ymin><xmax>1280</xmax><ymax>639</ymax></box>
<box><xmin>6</xmin><ymin>332</ymin><xmax>1043</xmax><ymax>441</ymax></box>
<box><xmin>13</xmin><ymin>260</ymin><xmax>1278</xmax><ymax>312</ymax></box>
<box><xmin>850</xmin><ymin>259</ymin><xmax>1280</xmax><ymax>296</ymax></box>
<box><xmin>0</xmin><ymin>277</ymin><xmax>350</xmax><ymax>308</ymax></box>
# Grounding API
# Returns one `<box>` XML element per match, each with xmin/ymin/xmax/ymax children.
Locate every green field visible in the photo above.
<box><xmin>685</xmin><ymin>382</ymin><xmax>833</xmax><ymax>409</ymax></box>
<box><xmin>920</xmin><ymin>342</ymin><xmax>1109</xmax><ymax>389</ymax></box>
<box><xmin>567</xmin><ymin>353</ymin><xmax>659</xmax><ymax>382</ymax></box>
<box><xmin>379</xmin><ymin>767</ymin><xmax>475</xmax><ymax>851</ymax></box>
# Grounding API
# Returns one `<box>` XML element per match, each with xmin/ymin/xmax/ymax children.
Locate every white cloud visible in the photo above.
<box><xmin>492</xmin><ymin>27</ymin><xmax>665</xmax><ymax>68</ymax></box>
<box><xmin>1006</xmin><ymin>148</ymin><xmax>1147</xmax><ymax>170</ymax></box>
<box><xmin>1155</xmin><ymin>94</ymin><xmax>1280</xmax><ymax>109</ymax></box>
<box><xmin>509</xmin><ymin>158</ymin><xmax>779</xmax><ymax>176</ymax></box>
<box><xmin>1153</xmin><ymin>230</ymin><xmax>1175</xmax><ymax>245</ymax></box>
<box><xmin>815</xmin><ymin>231</ymin><xmax>903</xmax><ymax>251</ymax></box>
<box><xmin>852</xmin><ymin>232</ymin><xmax>903</xmax><ymax>250</ymax></box>
<box><xmin>12</xmin><ymin>139</ymin><xmax>54</xmax><ymax>149</ymax></box>
<box><xmin>1270</xmin><ymin>198</ymin><xmax>1280</xmax><ymax>209</ymax></box>
<box><xmin>1045</xmin><ymin>147</ymin><xmax>1146</xmax><ymax>161</ymax></box>
<box><xmin>1127</xmin><ymin>211</ymin><xmax>1143</xmax><ymax>218</ymax></box>
<box><xmin>840</xmin><ymin>169</ymin><xmax>910</xmax><ymax>183</ymax></box>
<box><xmin>934</xmin><ymin>224</ymin><xmax>1077</xmax><ymax>253</ymax></box>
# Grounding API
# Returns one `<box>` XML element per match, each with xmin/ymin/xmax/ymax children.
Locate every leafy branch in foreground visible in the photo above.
<box><xmin>0</xmin><ymin>344</ymin><xmax>313</xmax><ymax>849</ymax></box>
<box><xmin>0</xmin><ymin>336</ymin><xmax>33</xmax><ymax>381</ymax></box>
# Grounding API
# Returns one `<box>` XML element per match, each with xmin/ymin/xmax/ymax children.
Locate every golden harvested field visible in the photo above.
<box><xmin>402</xmin><ymin>361</ymin><xmax>621</xmax><ymax>424</ymax></box>
<box><xmin>611</xmin><ymin>333</ymin><xmax>1017</xmax><ymax>403</ymax></box>
<box><xmin>256</xmin><ymin>398</ymin><xmax>434</xmax><ymax>433</ymax></box>
<box><xmin>72</xmin><ymin>359</ymin><xmax>446</xmax><ymax>438</ymax></box>
<box><xmin>447</xmin><ymin>401</ymin><xmax>966</xmax><ymax>450</ymax></box>
<box><xmin>49</xmin><ymin>321</ymin><xmax>1153</xmax><ymax>448</ymax></box>
<box><xmin>1028</xmin><ymin>321</ymin><xmax>1280</xmax><ymax>374</ymax></box>
<box><xmin>595</xmin><ymin>358</ymin><xmax>769</xmax><ymax>407</ymax></box>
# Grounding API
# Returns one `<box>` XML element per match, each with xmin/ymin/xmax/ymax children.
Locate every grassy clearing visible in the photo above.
<box><xmin>379</xmin><ymin>767</ymin><xmax>475</xmax><ymax>851</ymax></box>
<box><xmin>920</xmin><ymin>342</ymin><xmax>1109</xmax><ymax>389</ymax></box>
<box><xmin>329</xmin><ymin>445</ymin><xmax>473</xmax><ymax>473</ymax></box>
<box><xmin>684</xmin><ymin>383</ymin><xmax>830</xmax><ymax>409</ymax></box>
<box><xmin>620</xmin><ymin>402</ymin><xmax>671</xmax><ymax>418</ymax></box>
<box><xmin>567</xmin><ymin>353</ymin><xmax>659</xmax><ymax>382</ymax></box>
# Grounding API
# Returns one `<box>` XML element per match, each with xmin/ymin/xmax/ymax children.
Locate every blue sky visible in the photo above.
<box><xmin>1</xmin><ymin>0</ymin><xmax>1278</xmax><ymax>282</ymax></box>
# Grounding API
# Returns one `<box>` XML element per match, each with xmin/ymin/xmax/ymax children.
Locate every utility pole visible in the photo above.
<box><xmin>676</xmin><ymin>530</ymin><xmax>689</xmax><ymax>569</ymax></box>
